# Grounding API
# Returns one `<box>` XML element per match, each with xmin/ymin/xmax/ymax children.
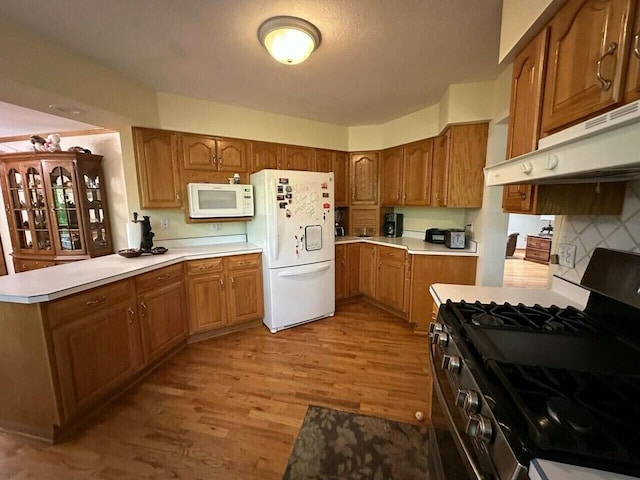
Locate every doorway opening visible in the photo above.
<box><xmin>503</xmin><ymin>214</ymin><xmax>553</xmax><ymax>288</ymax></box>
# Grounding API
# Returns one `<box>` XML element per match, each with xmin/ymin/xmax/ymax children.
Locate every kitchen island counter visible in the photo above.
<box><xmin>0</xmin><ymin>242</ymin><xmax>262</xmax><ymax>304</ymax></box>
<box><xmin>335</xmin><ymin>235</ymin><xmax>478</xmax><ymax>256</ymax></box>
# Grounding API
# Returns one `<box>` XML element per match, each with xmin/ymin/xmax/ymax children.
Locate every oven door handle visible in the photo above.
<box><xmin>429</xmin><ymin>343</ymin><xmax>487</xmax><ymax>480</ymax></box>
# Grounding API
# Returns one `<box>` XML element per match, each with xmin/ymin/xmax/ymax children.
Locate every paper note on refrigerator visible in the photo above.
<box><xmin>305</xmin><ymin>225</ymin><xmax>322</xmax><ymax>251</ymax></box>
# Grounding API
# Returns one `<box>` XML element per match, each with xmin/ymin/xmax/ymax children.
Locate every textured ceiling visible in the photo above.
<box><xmin>0</xmin><ymin>0</ymin><xmax>503</xmax><ymax>126</ymax></box>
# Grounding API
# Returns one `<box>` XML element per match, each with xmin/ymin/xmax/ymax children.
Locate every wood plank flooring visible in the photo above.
<box><xmin>0</xmin><ymin>301</ymin><xmax>433</xmax><ymax>479</ymax></box>
<box><xmin>503</xmin><ymin>249</ymin><xmax>550</xmax><ymax>288</ymax></box>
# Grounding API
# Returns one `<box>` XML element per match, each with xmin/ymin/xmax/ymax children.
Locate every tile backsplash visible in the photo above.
<box><xmin>554</xmin><ymin>181</ymin><xmax>640</xmax><ymax>283</ymax></box>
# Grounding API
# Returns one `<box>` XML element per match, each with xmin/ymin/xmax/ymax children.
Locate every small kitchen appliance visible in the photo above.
<box><xmin>444</xmin><ymin>229</ymin><xmax>465</xmax><ymax>249</ymax></box>
<box><xmin>425</xmin><ymin>228</ymin><xmax>447</xmax><ymax>244</ymax></box>
<box><xmin>383</xmin><ymin>213</ymin><xmax>403</xmax><ymax>237</ymax></box>
<box><xmin>428</xmin><ymin>248</ymin><xmax>640</xmax><ymax>479</ymax></box>
<box><xmin>187</xmin><ymin>183</ymin><xmax>254</xmax><ymax>218</ymax></box>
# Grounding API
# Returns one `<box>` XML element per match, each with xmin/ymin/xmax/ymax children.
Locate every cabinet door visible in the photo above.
<box><xmin>335</xmin><ymin>244</ymin><xmax>347</xmax><ymax>300</ymax></box>
<box><xmin>314</xmin><ymin>149</ymin><xmax>333</xmax><ymax>173</ymax></box>
<box><xmin>346</xmin><ymin>243</ymin><xmax>361</xmax><ymax>297</ymax></box>
<box><xmin>502</xmin><ymin>185</ymin><xmax>535</xmax><ymax>213</ymax></box>
<box><xmin>350</xmin><ymin>152</ymin><xmax>379</xmax><ymax>205</ymax></box>
<box><xmin>133</xmin><ymin>128</ymin><xmax>182</xmax><ymax>208</ymax></box>
<box><xmin>227</xmin><ymin>269</ymin><xmax>264</xmax><ymax>324</ymax></box>
<box><xmin>251</xmin><ymin>141</ymin><xmax>281</xmax><ymax>172</ymax></box>
<box><xmin>380</xmin><ymin>147</ymin><xmax>404</xmax><ymax>206</ymax></box>
<box><xmin>333</xmin><ymin>151</ymin><xmax>349</xmax><ymax>206</ymax></box>
<box><xmin>181</xmin><ymin>134</ymin><xmax>217</xmax><ymax>171</ymax></box>
<box><xmin>42</xmin><ymin>160</ymin><xmax>87</xmax><ymax>257</ymax></box>
<box><xmin>138</xmin><ymin>281</ymin><xmax>187</xmax><ymax>364</ymax></box>
<box><xmin>624</xmin><ymin>1</ymin><xmax>640</xmax><ymax>102</ymax></box>
<box><xmin>447</xmin><ymin>124</ymin><xmax>488</xmax><ymax>208</ymax></box>
<box><xmin>409</xmin><ymin>256</ymin><xmax>477</xmax><ymax>331</ymax></box>
<box><xmin>51</xmin><ymin>301</ymin><xmax>140</xmax><ymax>419</ymax></box>
<box><xmin>403</xmin><ymin>139</ymin><xmax>433</xmax><ymax>206</ymax></box>
<box><xmin>283</xmin><ymin>146</ymin><xmax>312</xmax><ymax>171</ymax></box>
<box><xmin>217</xmin><ymin>138</ymin><xmax>248</xmax><ymax>172</ymax></box>
<box><xmin>431</xmin><ymin>132</ymin><xmax>450</xmax><ymax>206</ymax></box>
<box><xmin>359</xmin><ymin>243</ymin><xmax>377</xmax><ymax>297</ymax></box>
<box><xmin>186</xmin><ymin>273</ymin><xmax>227</xmax><ymax>333</ymax></box>
<box><xmin>507</xmin><ymin>29</ymin><xmax>548</xmax><ymax>159</ymax></box>
<box><xmin>375</xmin><ymin>256</ymin><xmax>406</xmax><ymax>312</ymax></box>
<box><xmin>541</xmin><ymin>0</ymin><xmax>634</xmax><ymax>134</ymax></box>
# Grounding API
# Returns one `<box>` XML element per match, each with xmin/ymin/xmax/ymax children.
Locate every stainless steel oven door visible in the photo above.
<box><xmin>429</xmin><ymin>342</ymin><xmax>496</xmax><ymax>480</ymax></box>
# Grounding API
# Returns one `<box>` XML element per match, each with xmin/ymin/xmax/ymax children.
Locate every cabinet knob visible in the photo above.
<box><xmin>219</xmin><ymin>277</ymin><xmax>224</xmax><ymax>290</ymax></box>
<box><xmin>127</xmin><ymin>308</ymin><xmax>135</xmax><ymax>323</ymax></box>
<box><xmin>634</xmin><ymin>32</ymin><xmax>640</xmax><ymax>59</ymax></box>
<box><xmin>231</xmin><ymin>277</ymin><xmax>235</xmax><ymax>288</ymax></box>
<box><xmin>596</xmin><ymin>42</ymin><xmax>617</xmax><ymax>91</ymax></box>
<box><xmin>520</xmin><ymin>192</ymin><xmax>527</xmax><ymax>200</ymax></box>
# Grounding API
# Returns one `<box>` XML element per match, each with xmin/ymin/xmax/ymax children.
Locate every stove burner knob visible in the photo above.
<box><xmin>466</xmin><ymin>414</ymin><xmax>493</xmax><ymax>444</ymax></box>
<box><xmin>428</xmin><ymin>322</ymin><xmax>443</xmax><ymax>340</ymax></box>
<box><xmin>436</xmin><ymin>332</ymin><xmax>449</xmax><ymax>347</ymax></box>
<box><xmin>442</xmin><ymin>355</ymin><xmax>462</xmax><ymax>373</ymax></box>
<box><xmin>455</xmin><ymin>389</ymin><xmax>480</xmax><ymax>414</ymax></box>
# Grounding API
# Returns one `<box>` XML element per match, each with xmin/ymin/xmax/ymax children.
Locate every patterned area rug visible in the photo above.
<box><xmin>282</xmin><ymin>405</ymin><xmax>430</xmax><ymax>480</ymax></box>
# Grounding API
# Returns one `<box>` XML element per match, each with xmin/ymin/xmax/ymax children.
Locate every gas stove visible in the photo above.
<box><xmin>428</xmin><ymin>248</ymin><xmax>640</xmax><ymax>480</ymax></box>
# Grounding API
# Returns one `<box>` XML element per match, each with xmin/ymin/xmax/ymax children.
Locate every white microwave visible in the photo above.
<box><xmin>187</xmin><ymin>183</ymin><xmax>254</xmax><ymax>218</ymax></box>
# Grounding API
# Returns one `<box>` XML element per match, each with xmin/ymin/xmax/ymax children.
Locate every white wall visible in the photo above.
<box><xmin>499</xmin><ymin>0</ymin><xmax>563</xmax><ymax>62</ymax></box>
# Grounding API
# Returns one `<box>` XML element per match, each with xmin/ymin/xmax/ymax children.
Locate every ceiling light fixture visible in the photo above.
<box><xmin>48</xmin><ymin>104</ymin><xmax>85</xmax><ymax>115</ymax></box>
<box><xmin>258</xmin><ymin>16</ymin><xmax>321</xmax><ymax>65</ymax></box>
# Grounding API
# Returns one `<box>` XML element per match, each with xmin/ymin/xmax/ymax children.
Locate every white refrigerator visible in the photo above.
<box><xmin>247</xmin><ymin>169</ymin><xmax>335</xmax><ymax>333</ymax></box>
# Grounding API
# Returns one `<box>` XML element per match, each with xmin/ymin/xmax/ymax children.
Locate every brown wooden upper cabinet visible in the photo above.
<box><xmin>380</xmin><ymin>140</ymin><xmax>434</xmax><ymax>207</ymax></box>
<box><xmin>181</xmin><ymin>134</ymin><xmax>248</xmax><ymax>173</ymax></box>
<box><xmin>625</xmin><ymin>0</ymin><xmax>640</xmax><ymax>102</ymax></box>
<box><xmin>431</xmin><ymin>123</ymin><xmax>488</xmax><ymax>208</ymax></box>
<box><xmin>350</xmin><ymin>152</ymin><xmax>379</xmax><ymax>205</ymax></box>
<box><xmin>502</xmin><ymin>29</ymin><xmax>548</xmax><ymax>213</ymax></box>
<box><xmin>333</xmin><ymin>151</ymin><xmax>349</xmax><ymax>207</ymax></box>
<box><xmin>132</xmin><ymin>127</ymin><xmax>182</xmax><ymax>209</ymax></box>
<box><xmin>540</xmin><ymin>0</ymin><xmax>635</xmax><ymax>135</ymax></box>
<box><xmin>314</xmin><ymin>149</ymin><xmax>333</xmax><ymax>172</ymax></box>
<box><xmin>283</xmin><ymin>146</ymin><xmax>313</xmax><ymax>171</ymax></box>
<box><xmin>250</xmin><ymin>141</ymin><xmax>282</xmax><ymax>172</ymax></box>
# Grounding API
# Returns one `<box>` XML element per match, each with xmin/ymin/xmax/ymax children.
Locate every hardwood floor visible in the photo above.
<box><xmin>503</xmin><ymin>249</ymin><xmax>550</xmax><ymax>288</ymax></box>
<box><xmin>0</xmin><ymin>301</ymin><xmax>432</xmax><ymax>479</ymax></box>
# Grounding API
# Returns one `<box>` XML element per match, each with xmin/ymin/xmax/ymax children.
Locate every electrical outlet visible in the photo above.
<box><xmin>160</xmin><ymin>218</ymin><xmax>169</xmax><ymax>231</ymax></box>
<box><xmin>558</xmin><ymin>243</ymin><xmax>577</xmax><ymax>268</ymax></box>
<box><xmin>211</xmin><ymin>223</ymin><xmax>222</xmax><ymax>232</ymax></box>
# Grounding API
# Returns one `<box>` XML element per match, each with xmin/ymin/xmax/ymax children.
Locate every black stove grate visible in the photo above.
<box><xmin>488</xmin><ymin>361</ymin><xmax>640</xmax><ymax>470</ymax></box>
<box><xmin>447</xmin><ymin>300</ymin><xmax>604</xmax><ymax>333</ymax></box>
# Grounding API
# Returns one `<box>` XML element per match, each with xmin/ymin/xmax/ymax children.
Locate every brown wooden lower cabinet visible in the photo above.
<box><xmin>335</xmin><ymin>244</ymin><xmax>348</xmax><ymax>300</ymax></box>
<box><xmin>409</xmin><ymin>255</ymin><xmax>477</xmax><ymax>332</ymax></box>
<box><xmin>359</xmin><ymin>243</ymin><xmax>377</xmax><ymax>297</ymax></box>
<box><xmin>186</xmin><ymin>253</ymin><xmax>263</xmax><ymax>334</ymax></box>
<box><xmin>375</xmin><ymin>247</ymin><xmax>407</xmax><ymax>312</ymax></box>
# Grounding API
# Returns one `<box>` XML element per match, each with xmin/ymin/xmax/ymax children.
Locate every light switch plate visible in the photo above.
<box><xmin>558</xmin><ymin>243</ymin><xmax>577</xmax><ymax>268</ymax></box>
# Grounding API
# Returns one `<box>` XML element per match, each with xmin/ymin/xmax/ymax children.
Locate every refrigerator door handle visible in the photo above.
<box><xmin>270</xmin><ymin>179</ymin><xmax>280</xmax><ymax>262</ymax></box>
<box><xmin>278</xmin><ymin>263</ymin><xmax>331</xmax><ymax>277</ymax></box>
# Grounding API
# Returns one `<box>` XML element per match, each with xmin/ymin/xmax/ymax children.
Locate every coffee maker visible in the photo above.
<box><xmin>383</xmin><ymin>213</ymin><xmax>403</xmax><ymax>237</ymax></box>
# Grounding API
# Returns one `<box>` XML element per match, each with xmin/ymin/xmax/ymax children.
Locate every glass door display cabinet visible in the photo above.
<box><xmin>0</xmin><ymin>152</ymin><xmax>113</xmax><ymax>272</ymax></box>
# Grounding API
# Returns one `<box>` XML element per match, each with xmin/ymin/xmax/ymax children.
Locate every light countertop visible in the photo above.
<box><xmin>0</xmin><ymin>242</ymin><xmax>261</xmax><ymax>304</ymax></box>
<box><xmin>429</xmin><ymin>277</ymin><xmax>589</xmax><ymax>310</ymax></box>
<box><xmin>335</xmin><ymin>236</ymin><xmax>478</xmax><ymax>256</ymax></box>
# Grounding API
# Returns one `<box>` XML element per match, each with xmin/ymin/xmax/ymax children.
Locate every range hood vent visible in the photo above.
<box><xmin>485</xmin><ymin>100</ymin><xmax>640</xmax><ymax>186</ymax></box>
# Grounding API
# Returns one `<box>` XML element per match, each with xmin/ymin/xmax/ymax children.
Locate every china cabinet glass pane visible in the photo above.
<box><xmin>83</xmin><ymin>173</ymin><xmax>108</xmax><ymax>249</ymax></box>
<box><xmin>50</xmin><ymin>166</ymin><xmax>82</xmax><ymax>251</ymax></box>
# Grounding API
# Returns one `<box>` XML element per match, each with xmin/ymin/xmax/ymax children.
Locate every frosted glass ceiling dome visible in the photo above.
<box><xmin>258</xmin><ymin>16</ymin><xmax>321</xmax><ymax>65</ymax></box>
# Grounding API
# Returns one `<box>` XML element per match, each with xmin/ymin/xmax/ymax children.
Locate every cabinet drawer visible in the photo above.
<box><xmin>526</xmin><ymin>236</ymin><xmax>551</xmax><ymax>251</ymax></box>
<box><xmin>135</xmin><ymin>263</ymin><xmax>184</xmax><ymax>293</ymax></box>
<box><xmin>14</xmin><ymin>259</ymin><xmax>56</xmax><ymax>273</ymax></box>
<box><xmin>377</xmin><ymin>246</ymin><xmax>406</xmax><ymax>262</ymax></box>
<box><xmin>525</xmin><ymin>248</ymin><xmax>550</xmax><ymax>262</ymax></box>
<box><xmin>186</xmin><ymin>258</ymin><xmax>225</xmax><ymax>275</ymax></box>
<box><xmin>227</xmin><ymin>253</ymin><xmax>261</xmax><ymax>270</ymax></box>
<box><xmin>47</xmin><ymin>279</ymin><xmax>133</xmax><ymax>326</ymax></box>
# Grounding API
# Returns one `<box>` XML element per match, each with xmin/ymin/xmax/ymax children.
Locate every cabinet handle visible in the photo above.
<box><xmin>236</xmin><ymin>261</ymin><xmax>248</xmax><ymax>266</ymax></box>
<box><xmin>212</xmin><ymin>154</ymin><xmax>217</xmax><ymax>166</ymax></box>
<box><xmin>219</xmin><ymin>277</ymin><xmax>224</xmax><ymax>290</ymax></box>
<box><xmin>397</xmin><ymin>192</ymin><xmax>400</xmax><ymax>201</ymax></box>
<box><xmin>176</xmin><ymin>192</ymin><xmax>181</xmax><ymax>201</ymax></box>
<box><xmin>520</xmin><ymin>191</ymin><xmax>527</xmax><ymax>200</ymax></box>
<box><xmin>127</xmin><ymin>308</ymin><xmax>135</xmax><ymax>324</ymax></box>
<box><xmin>86</xmin><ymin>295</ymin><xmax>107</xmax><ymax>306</ymax></box>
<box><xmin>157</xmin><ymin>274</ymin><xmax>170</xmax><ymax>281</ymax></box>
<box><xmin>596</xmin><ymin>42</ymin><xmax>617</xmax><ymax>91</ymax></box>
<box><xmin>403</xmin><ymin>193</ymin><xmax>407</xmax><ymax>202</ymax></box>
<box><xmin>634</xmin><ymin>32</ymin><xmax>640</xmax><ymax>59</ymax></box>
<box><xmin>197</xmin><ymin>264</ymin><xmax>215</xmax><ymax>270</ymax></box>
<box><xmin>231</xmin><ymin>277</ymin><xmax>235</xmax><ymax>288</ymax></box>
<box><xmin>378</xmin><ymin>262</ymin><xmax>381</xmax><ymax>271</ymax></box>
<box><xmin>140</xmin><ymin>301</ymin><xmax>147</xmax><ymax>316</ymax></box>
<box><xmin>218</xmin><ymin>155</ymin><xmax>223</xmax><ymax>165</ymax></box>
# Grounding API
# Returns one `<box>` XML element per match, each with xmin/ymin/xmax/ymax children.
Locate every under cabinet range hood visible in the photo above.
<box><xmin>485</xmin><ymin>100</ymin><xmax>640</xmax><ymax>186</ymax></box>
